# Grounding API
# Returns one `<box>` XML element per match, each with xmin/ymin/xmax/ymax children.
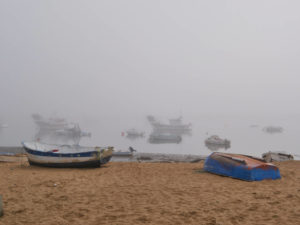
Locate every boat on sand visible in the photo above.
<box><xmin>22</xmin><ymin>141</ymin><xmax>113</xmax><ymax>168</ymax></box>
<box><xmin>262</xmin><ymin>151</ymin><xmax>294</xmax><ymax>162</ymax></box>
<box><xmin>204</xmin><ymin>152</ymin><xmax>281</xmax><ymax>181</ymax></box>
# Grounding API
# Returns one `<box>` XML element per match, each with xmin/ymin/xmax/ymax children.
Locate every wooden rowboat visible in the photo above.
<box><xmin>22</xmin><ymin>141</ymin><xmax>113</xmax><ymax>168</ymax></box>
<box><xmin>204</xmin><ymin>152</ymin><xmax>281</xmax><ymax>181</ymax></box>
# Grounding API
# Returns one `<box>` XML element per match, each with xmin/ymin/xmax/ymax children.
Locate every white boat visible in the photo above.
<box><xmin>22</xmin><ymin>141</ymin><xmax>113</xmax><ymax>168</ymax></box>
<box><xmin>113</xmin><ymin>146</ymin><xmax>136</xmax><ymax>157</ymax></box>
<box><xmin>147</xmin><ymin>116</ymin><xmax>192</xmax><ymax>135</ymax></box>
<box><xmin>262</xmin><ymin>151</ymin><xmax>294</xmax><ymax>162</ymax></box>
<box><xmin>0</xmin><ymin>124</ymin><xmax>8</xmax><ymax>129</ymax></box>
<box><xmin>262</xmin><ymin>126</ymin><xmax>283</xmax><ymax>134</ymax></box>
<box><xmin>32</xmin><ymin>114</ymin><xmax>91</xmax><ymax>144</ymax></box>
<box><xmin>126</xmin><ymin>129</ymin><xmax>144</xmax><ymax>137</ymax></box>
<box><xmin>205</xmin><ymin>135</ymin><xmax>230</xmax><ymax>146</ymax></box>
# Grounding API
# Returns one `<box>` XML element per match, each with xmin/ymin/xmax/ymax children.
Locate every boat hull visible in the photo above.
<box><xmin>28</xmin><ymin>159</ymin><xmax>101</xmax><ymax>168</ymax></box>
<box><xmin>22</xmin><ymin>143</ymin><xmax>113</xmax><ymax>168</ymax></box>
<box><xmin>204</xmin><ymin>153</ymin><xmax>281</xmax><ymax>181</ymax></box>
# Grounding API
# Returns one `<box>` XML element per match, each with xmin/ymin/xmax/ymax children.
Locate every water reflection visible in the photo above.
<box><xmin>148</xmin><ymin>132</ymin><xmax>182</xmax><ymax>144</ymax></box>
<box><xmin>205</xmin><ymin>142</ymin><xmax>230</xmax><ymax>151</ymax></box>
<box><xmin>125</xmin><ymin>134</ymin><xmax>144</xmax><ymax>141</ymax></box>
<box><xmin>122</xmin><ymin>128</ymin><xmax>145</xmax><ymax>141</ymax></box>
<box><xmin>32</xmin><ymin>114</ymin><xmax>91</xmax><ymax>145</ymax></box>
<box><xmin>262</xmin><ymin>126</ymin><xmax>284</xmax><ymax>134</ymax></box>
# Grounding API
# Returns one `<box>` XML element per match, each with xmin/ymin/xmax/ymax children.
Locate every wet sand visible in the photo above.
<box><xmin>0</xmin><ymin>159</ymin><xmax>299</xmax><ymax>225</ymax></box>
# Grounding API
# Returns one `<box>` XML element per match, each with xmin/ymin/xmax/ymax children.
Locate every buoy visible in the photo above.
<box><xmin>0</xmin><ymin>195</ymin><xmax>3</xmax><ymax>217</ymax></box>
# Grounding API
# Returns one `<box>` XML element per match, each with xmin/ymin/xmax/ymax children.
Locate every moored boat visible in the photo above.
<box><xmin>22</xmin><ymin>141</ymin><xmax>113</xmax><ymax>168</ymax></box>
<box><xmin>126</xmin><ymin>129</ymin><xmax>144</xmax><ymax>137</ymax></box>
<box><xmin>205</xmin><ymin>135</ymin><xmax>230</xmax><ymax>146</ymax></box>
<box><xmin>262</xmin><ymin>126</ymin><xmax>284</xmax><ymax>134</ymax></box>
<box><xmin>147</xmin><ymin>116</ymin><xmax>192</xmax><ymax>135</ymax></box>
<box><xmin>204</xmin><ymin>152</ymin><xmax>281</xmax><ymax>181</ymax></box>
<box><xmin>148</xmin><ymin>133</ymin><xmax>182</xmax><ymax>144</ymax></box>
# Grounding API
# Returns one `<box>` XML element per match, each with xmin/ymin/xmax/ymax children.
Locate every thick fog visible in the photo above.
<box><xmin>1</xmin><ymin>1</ymin><xmax>300</xmax><ymax>151</ymax></box>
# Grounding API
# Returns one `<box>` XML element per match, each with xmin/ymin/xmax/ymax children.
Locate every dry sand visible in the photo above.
<box><xmin>0</xmin><ymin>159</ymin><xmax>299</xmax><ymax>225</ymax></box>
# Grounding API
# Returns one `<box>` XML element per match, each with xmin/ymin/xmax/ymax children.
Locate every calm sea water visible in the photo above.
<box><xmin>1</xmin><ymin>114</ymin><xmax>300</xmax><ymax>158</ymax></box>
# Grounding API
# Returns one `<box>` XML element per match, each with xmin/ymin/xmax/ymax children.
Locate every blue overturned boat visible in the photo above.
<box><xmin>204</xmin><ymin>152</ymin><xmax>281</xmax><ymax>181</ymax></box>
<box><xmin>22</xmin><ymin>141</ymin><xmax>114</xmax><ymax>168</ymax></box>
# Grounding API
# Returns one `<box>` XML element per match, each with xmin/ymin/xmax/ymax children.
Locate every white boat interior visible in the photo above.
<box><xmin>23</xmin><ymin>141</ymin><xmax>107</xmax><ymax>153</ymax></box>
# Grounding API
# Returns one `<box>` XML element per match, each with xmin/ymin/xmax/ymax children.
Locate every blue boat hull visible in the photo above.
<box><xmin>204</xmin><ymin>153</ymin><xmax>281</xmax><ymax>181</ymax></box>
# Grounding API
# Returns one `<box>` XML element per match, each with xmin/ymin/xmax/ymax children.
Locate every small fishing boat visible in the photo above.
<box><xmin>147</xmin><ymin>115</ymin><xmax>192</xmax><ymax>135</ymax></box>
<box><xmin>262</xmin><ymin>126</ymin><xmax>283</xmax><ymax>134</ymax></box>
<box><xmin>262</xmin><ymin>151</ymin><xmax>294</xmax><ymax>162</ymax></box>
<box><xmin>204</xmin><ymin>152</ymin><xmax>281</xmax><ymax>181</ymax></box>
<box><xmin>126</xmin><ymin>129</ymin><xmax>145</xmax><ymax>137</ymax></box>
<box><xmin>148</xmin><ymin>133</ymin><xmax>182</xmax><ymax>144</ymax></box>
<box><xmin>205</xmin><ymin>135</ymin><xmax>230</xmax><ymax>146</ymax></box>
<box><xmin>0</xmin><ymin>124</ymin><xmax>8</xmax><ymax>129</ymax></box>
<box><xmin>113</xmin><ymin>146</ymin><xmax>136</xmax><ymax>157</ymax></box>
<box><xmin>22</xmin><ymin>141</ymin><xmax>113</xmax><ymax>168</ymax></box>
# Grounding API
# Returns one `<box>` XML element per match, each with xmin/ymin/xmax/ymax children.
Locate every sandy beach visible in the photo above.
<box><xmin>0</xmin><ymin>159</ymin><xmax>299</xmax><ymax>225</ymax></box>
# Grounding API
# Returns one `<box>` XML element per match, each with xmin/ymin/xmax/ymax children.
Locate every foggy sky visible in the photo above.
<box><xmin>1</xmin><ymin>0</ymin><xmax>300</xmax><ymax>121</ymax></box>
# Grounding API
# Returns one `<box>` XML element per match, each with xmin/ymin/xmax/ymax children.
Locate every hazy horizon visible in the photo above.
<box><xmin>1</xmin><ymin>1</ymin><xmax>300</xmax><ymax>150</ymax></box>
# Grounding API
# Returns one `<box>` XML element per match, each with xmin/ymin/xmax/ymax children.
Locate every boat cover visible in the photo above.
<box><xmin>204</xmin><ymin>152</ymin><xmax>281</xmax><ymax>181</ymax></box>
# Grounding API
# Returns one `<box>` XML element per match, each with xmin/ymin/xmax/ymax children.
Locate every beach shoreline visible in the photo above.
<box><xmin>0</xmin><ymin>146</ymin><xmax>206</xmax><ymax>163</ymax></box>
<box><xmin>0</xmin><ymin>159</ymin><xmax>299</xmax><ymax>225</ymax></box>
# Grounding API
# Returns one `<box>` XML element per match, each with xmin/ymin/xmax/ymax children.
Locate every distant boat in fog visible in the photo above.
<box><xmin>0</xmin><ymin>124</ymin><xmax>8</xmax><ymax>129</ymax></box>
<box><xmin>126</xmin><ymin>128</ymin><xmax>145</xmax><ymax>137</ymax></box>
<box><xmin>205</xmin><ymin>135</ymin><xmax>230</xmax><ymax>151</ymax></box>
<box><xmin>205</xmin><ymin>135</ymin><xmax>230</xmax><ymax>145</ymax></box>
<box><xmin>32</xmin><ymin>113</ymin><xmax>91</xmax><ymax>144</ymax></box>
<box><xmin>262</xmin><ymin>126</ymin><xmax>284</xmax><ymax>134</ymax></box>
<box><xmin>148</xmin><ymin>132</ymin><xmax>182</xmax><ymax>144</ymax></box>
<box><xmin>55</xmin><ymin>123</ymin><xmax>91</xmax><ymax>143</ymax></box>
<box><xmin>32</xmin><ymin>113</ymin><xmax>67</xmax><ymax>131</ymax></box>
<box><xmin>147</xmin><ymin>115</ymin><xmax>192</xmax><ymax>135</ymax></box>
<box><xmin>205</xmin><ymin>142</ymin><xmax>230</xmax><ymax>151</ymax></box>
